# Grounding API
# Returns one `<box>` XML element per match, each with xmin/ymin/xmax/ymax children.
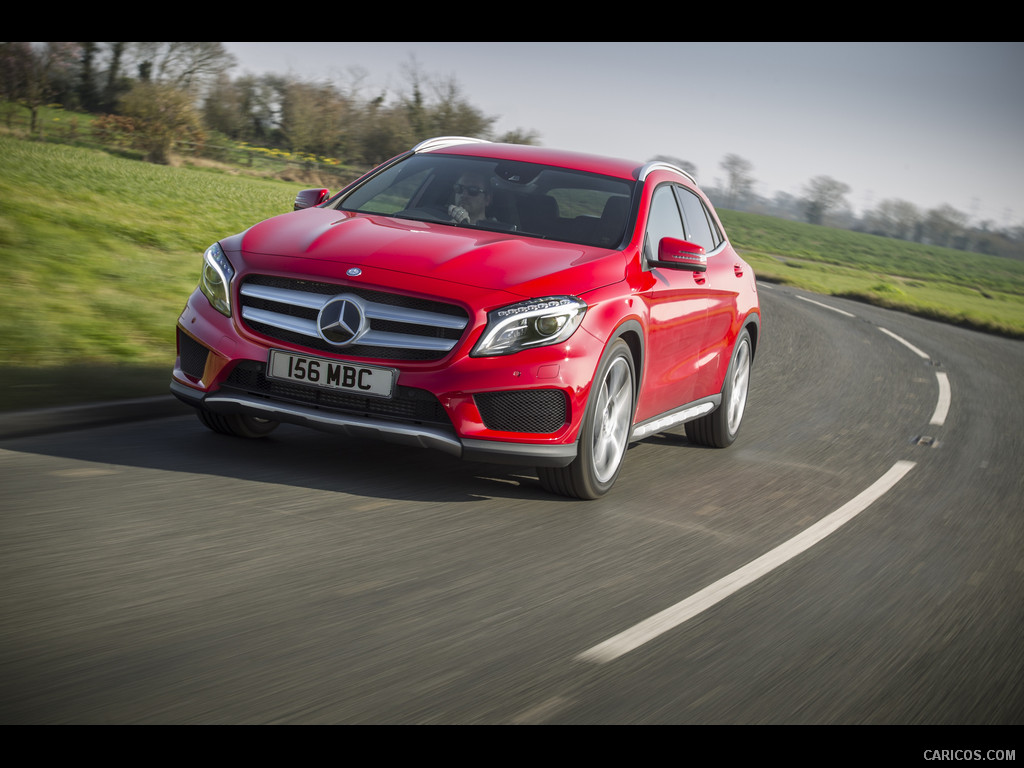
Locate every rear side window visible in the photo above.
<box><xmin>675</xmin><ymin>187</ymin><xmax>722</xmax><ymax>252</ymax></box>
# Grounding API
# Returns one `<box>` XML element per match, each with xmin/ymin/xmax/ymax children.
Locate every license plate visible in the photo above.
<box><xmin>267</xmin><ymin>350</ymin><xmax>396</xmax><ymax>398</ymax></box>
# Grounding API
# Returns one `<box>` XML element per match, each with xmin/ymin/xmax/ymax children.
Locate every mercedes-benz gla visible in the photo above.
<box><xmin>171</xmin><ymin>137</ymin><xmax>761</xmax><ymax>498</ymax></box>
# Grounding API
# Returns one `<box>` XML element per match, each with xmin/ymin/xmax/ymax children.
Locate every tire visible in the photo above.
<box><xmin>685</xmin><ymin>328</ymin><xmax>752</xmax><ymax>448</ymax></box>
<box><xmin>196</xmin><ymin>408</ymin><xmax>279</xmax><ymax>438</ymax></box>
<box><xmin>539</xmin><ymin>339</ymin><xmax>635</xmax><ymax>499</ymax></box>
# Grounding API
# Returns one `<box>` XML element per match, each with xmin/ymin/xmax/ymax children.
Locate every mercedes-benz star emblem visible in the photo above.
<box><xmin>317</xmin><ymin>295</ymin><xmax>368</xmax><ymax>346</ymax></box>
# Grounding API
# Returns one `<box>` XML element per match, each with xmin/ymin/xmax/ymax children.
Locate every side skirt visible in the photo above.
<box><xmin>630</xmin><ymin>395</ymin><xmax>721</xmax><ymax>441</ymax></box>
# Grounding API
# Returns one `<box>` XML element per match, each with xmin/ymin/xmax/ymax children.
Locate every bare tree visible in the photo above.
<box><xmin>201</xmin><ymin>73</ymin><xmax>245</xmax><ymax>137</ymax></box>
<box><xmin>0</xmin><ymin>42</ymin><xmax>80</xmax><ymax>135</ymax></box>
<box><xmin>236</xmin><ymin>74</ymin><xmax>287</xmax><ymax>144</ymax></box>
<box><xmin>398</xmin><ymin>57</ymin><xmax>494</xmax><ymax>140</ymax></box>
<box><xmin>428</xmin><ymin>76</ymin><xmax>494</xmax><ymax>137</ymax></box>
<box><xmin>97</xmin><ymin>42</ymin><xmax>131</xmax><ymax>113</ymax></box>
<box><xmin>803</xmin><ymin>175</ymin><xmax>850</xmax><ymax>225</ymax></box>
<box><xmin>720</xmin><ymin>154</ymin><xmax>754</xmax><ymax>209</ymax></box>
<box><xmin>864</xmin><ymin>198</ymin><xmax>921</xmax><ymax>240</ymax></box>
<box><xmin>131</xmin><ymin>42</ymin><xmax>235</xmax><ymax>94</ymax></box>
<box><xmin>200</xmin><ymin>72</ymin><xmax>287</xmax><ymax>146</ymax></box>
<box><xmin>77</xmin><ymin>41</ymin><xmax>100</xmax><ymax>112</ymax></box>
<box><xmin>922</xmin><ymin>204</ymin><xmax>969</xmax><ymax>248</ymax></box>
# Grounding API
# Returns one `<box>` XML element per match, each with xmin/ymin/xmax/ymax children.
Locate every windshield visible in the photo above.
<box><xmin>337</xmin><ymin>153</ymin><xmax>636</xmax><ymax>248</ymax></box>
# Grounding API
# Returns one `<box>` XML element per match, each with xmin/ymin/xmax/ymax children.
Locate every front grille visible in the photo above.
<box><xmin>238</xmin><ymin>275</ymin><xmax>469</xmax><ymax>361</ymax></box>
<box><xmin>475</xmin><ymin>390</ymin><xmax>568</xmax><ymax>433</ymax></box>
<box><xmin>223</xmin><ymin>360</ymin><xmax>453</xmax><ymax>429</ymax></box>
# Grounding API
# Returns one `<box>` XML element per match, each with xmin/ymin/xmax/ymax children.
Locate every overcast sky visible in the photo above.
<box><xmin>222</xmin><ymin>42</ymin><xmax>1024</xmax><ymax>226</ymax></box>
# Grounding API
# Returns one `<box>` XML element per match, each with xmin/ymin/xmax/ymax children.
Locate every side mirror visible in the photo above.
<box><xmin>294</xmin><ymin>188</ymin><xmax>331</xmax><ymax>211</ymax></box>
<box><xmin>654</xmin><ymin>237</ymin><xmax>707</xmax><ymax>272</ymax></box>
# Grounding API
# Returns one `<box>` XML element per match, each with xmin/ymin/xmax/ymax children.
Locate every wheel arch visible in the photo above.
<box><xmin>741</xmin><ymin>310</ymin><xmax>761</xmax><ymax>361</ymax></box>
<box><xmin>607</xmin><ymin>318</ymin><xmax>645</xmax><ymax>394</ymax></box>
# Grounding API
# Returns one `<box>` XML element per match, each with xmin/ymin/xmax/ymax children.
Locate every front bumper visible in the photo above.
<box><xmin>172</xmin><ymin>291</ymin><xmax>602</xmax><ymax>467</ymax></box>
<box><xmin>170</xmin><ymin>378</ymin><xmax>578</xmax><ymax>466</ymax></box>
<box><xmin>172</xmin><ymin>374</ymin><xmax>581</xmax><ymax>468</ymax></box>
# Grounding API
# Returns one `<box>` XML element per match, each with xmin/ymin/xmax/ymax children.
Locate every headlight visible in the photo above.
<box><xmin>199</xmin><ymin>242</ymin><xmax>234</xmax><ymax>317</ymax></box>
<box><xmin>472</xmin><ymin>296</ymin><xmax>587</xmax><ymax>357</ymax></box>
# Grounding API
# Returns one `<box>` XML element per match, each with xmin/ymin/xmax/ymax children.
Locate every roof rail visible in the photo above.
<box><xmin>638</xmin><ymin>161</ymin><xmax>698</xmax><ymax>187</ymax></box>
<box><xmin>412</xmin><ymin>136</ymin><xmax>492</xmax><ymax>153</ymax></box>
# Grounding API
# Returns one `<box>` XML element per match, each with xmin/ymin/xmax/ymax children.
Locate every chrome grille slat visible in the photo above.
<box><xmin>241</xmin><ymin>283</ymin><xmax>327</xmax><ymax>310</ymax></box>
<box><xmin>242</xmin><ymin>306</ymin><xmax>319</xmax><ymax>337</ymax></box>
<box><xmin>368</xmin><ymin>302</ymin><xmax>467</xmax><ymax>330</ymax></box>
<box><xmin>238</xmin><ymin>276</ymin><xmax>470</xmax><ymax>360</ymax></box>
<box><xmin>356</xmin><ymin>330</ymin><xmax>457</xmax><ymax>352</ymax></box>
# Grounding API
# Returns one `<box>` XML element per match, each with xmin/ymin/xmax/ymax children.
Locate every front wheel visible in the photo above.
<box><xmin>685</xmin><ymin>328</ymin><xmax>752</xmax><ymax>448</ymax></box>
<box><xmin>539</xmin><ymin>339</ymin><xmax>635</xmax><ymax>499</ymax></box>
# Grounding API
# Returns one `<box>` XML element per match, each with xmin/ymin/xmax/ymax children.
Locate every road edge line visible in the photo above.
<box><xmin>577</xmin><ymin>460</ymin><xmax>917</xmax><ymax>664</ymax></box>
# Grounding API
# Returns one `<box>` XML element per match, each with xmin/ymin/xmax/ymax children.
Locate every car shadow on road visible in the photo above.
<box><xmin>1</xmin><ymin>413</ymin><xmax>606</xmax><ymax>506</ymax></box>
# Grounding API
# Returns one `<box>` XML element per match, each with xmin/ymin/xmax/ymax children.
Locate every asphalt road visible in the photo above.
<box><xmin>1</xmin><ymin>285</ymin><xmax>1022</xmax><ymax>725</ymax></box>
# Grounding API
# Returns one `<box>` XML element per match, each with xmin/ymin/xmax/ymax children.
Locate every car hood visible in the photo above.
<box><xmin>238</xmin><ymin>208</ymin><xmax>627</xmax><ymax>297</ymax></box>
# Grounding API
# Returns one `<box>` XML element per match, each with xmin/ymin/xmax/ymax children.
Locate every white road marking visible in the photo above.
<box><xmin>876</xmin><ymin>327</ymin><xmax>951</xmax><ymax>426</ymax></box>
<box><xmin>797</xmin><ymin>295</ymin><xmax>856</xmax><ymax>317</ymax></box>
<box><xmin>877</xmin><ymin>326</ymin><xmax>930</xmax><ymax>359</ymax></box>
<box><xmin>577</xmin><ymin>461</ymin><xmax>918</xmax><ymax>664</ymax></box>
<box><xmin>931</xmin><ymin>371</ymin><xmax>951</xmax><ymax>426</ymax></box>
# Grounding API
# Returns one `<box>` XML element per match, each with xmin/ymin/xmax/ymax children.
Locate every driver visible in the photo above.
<box><xmin>449</xmin><ymin>173</ymin><xmax>493</xmax><ymax>225</ymax></box>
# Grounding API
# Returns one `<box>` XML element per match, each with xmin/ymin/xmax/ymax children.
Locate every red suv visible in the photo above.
<box><xmin>171</xmin><ymin>137</ymin><xmax>761</xmax><ymax>498</ymax></box>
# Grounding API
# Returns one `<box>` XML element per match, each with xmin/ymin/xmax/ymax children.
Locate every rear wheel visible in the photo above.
<box><xmin>539</xmin><ymin>339</ymin><xmax>635</xmax><ymax>499</ymax></box>
<box><xmin>196</xmin><ymin>408</ymin><xmax>279</xmax><ymax>438</ymax></box>
<box><xmin>685</xmin><ymin>328</ymin><xmax>751</xmax><ymax>448</ymax></box>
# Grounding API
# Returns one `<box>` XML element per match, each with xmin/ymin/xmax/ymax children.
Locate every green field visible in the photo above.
<box><xmin>0</xmin><ymin>136</ymin><xmax>304</xmax><ymax>409</ymax></box>
<box><xmin>723</xmin><ymin>211</ymin><xmax>1024</xmax><ymax>338</ymax></box>
<box><xmin>1</xmin><ymin>135</ymin><xmax>1022</xmax><ymax>411</ymax></box>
